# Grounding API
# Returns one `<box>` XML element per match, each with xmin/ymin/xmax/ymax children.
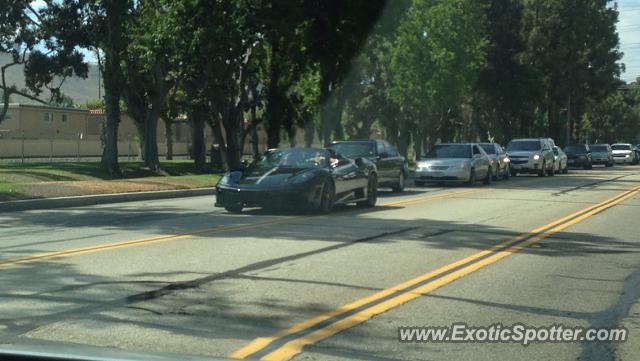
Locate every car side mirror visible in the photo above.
<box><xmin>355</xmin><ymin>157</ymin><xmax>365</xmax><ymax>167</ymax></box>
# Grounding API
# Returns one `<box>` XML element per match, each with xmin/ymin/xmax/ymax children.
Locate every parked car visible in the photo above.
<box><xmin>215</xmin><ymin>147</ymin><xmax>378</xmax><ymax>213</ymax></box>
<box><xmin>564</xmin><ymin>144</ymin><xmax>593</xmax><ymax>169</ymax></box>
<box><xmin>506</xmin><ymin>138</ymin><xmax>556</xmax><ymax>177</ymax></box>
<box><xmin>479</xmin><ymin>142</ymin><xmax>511</xmax><ymax>180</ymax></box>
<box><xmin>552</xmin><ymin>146</ymin><xmax>568</xmax><ymax>174</ymax></box>
<box><xmin>328</xmin><ymin>140</ymin><xmax>409</xmax><ymax>192</ymax></box>
<box><xmin>612</xmin><ymin>143</ymin><xmax>638</xmax><ymax>165</ymax></box>
<box><xmin>634</xmin><ymin>145</ymin><xmax>640</xmax><ymax>164</ymax></box>
<box><xmin>588</xmin><ymin>144</ymin><xmax>614</xmax><ymax>167</ymax></box>
<box><xmin>415</xmin><ymin>143</ymin><xmax>492</xmax><ymax>187</ymax></box>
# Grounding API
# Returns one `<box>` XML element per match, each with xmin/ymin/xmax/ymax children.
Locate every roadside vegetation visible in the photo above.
<box><xmin>1</xmin><ymin>1</ymin><xmax>638</xmax><ymax>175</ymax></box>
<box><xmin>0</xmin><ymin>161</ymin><xmax>220</xmax><ymax>201</ymax></box>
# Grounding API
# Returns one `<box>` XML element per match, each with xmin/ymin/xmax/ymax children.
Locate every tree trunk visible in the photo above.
<box><xmin>189</xmin><ymin>108</ymin><xmax>206</xmax><ymax>171</ymax></box>
<box><xmin>101</xmin><ymin>59</ymin><xmax>121</xmax><ymax>175</ymax></box>
<box><xmin>144</xmin><ymin>111</ymin><xmax>160</xmax><ymax>171</ymax></box>
<box><xmin>162</xmin><ymin>116</ymin><xmax>173</xmax><ymax>160</ymax></box>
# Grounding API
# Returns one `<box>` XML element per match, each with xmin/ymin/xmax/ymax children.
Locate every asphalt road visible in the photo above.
<box><xmin>1</xmin><ymin>165</ymin><xmax>640</xmax><ymax>361</ymax></box>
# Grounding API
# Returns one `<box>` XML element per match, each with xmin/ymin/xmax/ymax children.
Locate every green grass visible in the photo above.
<box><xmin>0</xmin><ymin>161</ymin><xmax>217</xmax><ymax>183</ymax></box>
<box><xmin>0</xmin><ymin>161</ymin><xmax>222</xmax><ymax>200</ymax></box>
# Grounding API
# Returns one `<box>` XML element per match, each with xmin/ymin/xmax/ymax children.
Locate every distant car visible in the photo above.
<box><xmin>588</xmin><ymin>144</ymin><xmax>614</xmax><ymax>167</ymax></box>
<box><xmin>634</xmin><ymin>145</ymin><xmax>640</xmax><ymax>164</ymax></box>
<box><xmin>479</xmin><ymin>142</ymin><xmax>511</xmax><ymax>180</ymax></box>
<box><xmin>611</xmin><ymin>143</ymin><xmax>637</xmax><ymax>165</ymax></box>
<box><xmin>564</xmin><ymin>144</ymin><xmax>593</xmax><ymax>169</ymax></box>
<box><xmin>415</xmin><ymin>143</ymin><xmax>493</xmax><ymax>186</ymax></box>
<box><xmin>506</xmin><ymin>138</ymin><xmax>556</xmax><ymax>177</ymax></box>
<box><xmin>552</xmin><ymin>146</ymin><xmax>568</xmax><ymax>174</ymax></box>
<box><xmin>215</xmin><ymin>147</ymin><xmax>378</xmax><ymax>213</ymax></box>
<box><xmin>328</xmin><ymin>140</ymin><xmax>409</xmax><ymax>192</ymax></box>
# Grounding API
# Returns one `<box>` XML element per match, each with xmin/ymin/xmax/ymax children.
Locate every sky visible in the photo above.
<box><xmin>29</xmin><ymin>0</ymin><xmax>640</xmax><ymax>83</ymax></box>
<box><xmin>618</xmin><ymin>1</ymin><xmax>640</xmax><ymax>83</ymax></box>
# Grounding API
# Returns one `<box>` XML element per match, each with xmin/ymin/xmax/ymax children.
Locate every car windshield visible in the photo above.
<box><xmin>612</xmin><ymin>144</ymin><xmax>632</xmax><ymax>151</ymax></box>
<box><xmin>507</xmin><ymin>141</ymin><xmax>541</xmax><ymax>151</ymax></box>
<box><xmin>328</xmin><ymin>142</ymin><xmax>375</xmax><ymax>158</ymax></box>
<box><xmin>479</xmin><ymin>144</ymin><xmax>497</xmax><ymax>154</ymax></box>
<box><xmin>565</xmin><ymin>145</ymin><xmax>588</xmax><ymax>153</ymax></box>
<box><xmin>248</xmin><ymin>149</ymin><xmax>328</xmax><ymax>170</ymax></box>
<box><xmin>590</xmin><ymin>145</ymin><xmax>608</xmax><ymax>152</ymax></box>
<box><xmin>425</xmin><ymin>145</ymin><xmax>472</xmax><ymax>159</ymax></box>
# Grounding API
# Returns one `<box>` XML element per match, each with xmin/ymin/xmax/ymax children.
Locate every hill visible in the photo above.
<box><xmin>0</xmin><ymin>53</ymin><xmax>103</xmax><ymax>107</ymax></box>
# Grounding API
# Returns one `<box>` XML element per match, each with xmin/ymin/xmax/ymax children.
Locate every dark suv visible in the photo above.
<box><xmin>564</xmin><ymin>144</ymin><xmax>593</xmax><ymax>169</ymax></box>
<box><xmin>328</xmin><ymin>140</ymin><xmax>409</xmax><ymax>192</ymax></box>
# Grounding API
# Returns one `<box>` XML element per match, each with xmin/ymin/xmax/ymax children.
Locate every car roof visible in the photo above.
<box><xmin>330</xmin><ymin>140</ymin><xmax>375</xmax><ymax>143</ymax></box>
<box><xmin>510</xmin><ymin>138</ymin><xmax>544</xmax><ymax>142</ymax></box>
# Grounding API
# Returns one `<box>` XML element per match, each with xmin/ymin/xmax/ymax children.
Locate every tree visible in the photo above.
<box><xmin>472</xmin><ymin>0</ymin><xmax>541</xmax><ymax>144</ymax></box>
<box><xmin>303</xmin><ymin>0</ymin><xmax>389</xmax><ymax>145</ymax></box>
<box><xmin>388</xmin><ymin>0</ymin><xmax>487</xmax><ymax>156</ymax></box>
<box><xmin>521</xmin><ymin>0</ymin><xmax>622</xmax><ymax>145</ymax></box>
<box><xmin>122</xmin><ymin>0</ymin><xmax>174</xmax><ymax>171</ymax></box>
<box><xmin>1</xmin><ymin>1</ymin><xmax>87</xmax><ymax>123</ymax></box>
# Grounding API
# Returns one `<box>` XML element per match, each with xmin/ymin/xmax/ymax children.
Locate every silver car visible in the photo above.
<box><xmin>506</xmin><ymin>138</ymin><xmax>556</xmax><ymax>177</ymax></box>
<box><xmin>588</xmin><ymin>144</ymin><xmax>614</xmax><ymax>167</ymax></box>
<box><xmin>479</xmin><ymin>142</ymin><xmax>511</xmax><ymax>180</ymax></box>
<box><xmin>552</xmin><ymin>146</ymin><xmax>568</xmax><ymax>174</ymax></box>
<box><xmin>415</xmin><ymin>143</ymin><xmax>493</xmax><ymax>187</ymax></box>
<box><xmin>612</xmin><ymin>143</ymin><xmax>636</xmax><ymax>164</ymax></box>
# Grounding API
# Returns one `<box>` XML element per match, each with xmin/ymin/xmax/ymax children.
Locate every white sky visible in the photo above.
<box><xmin>618</xmin><ymin>1</ymin><xmax>640</xmax><ymax>83</ymax></box>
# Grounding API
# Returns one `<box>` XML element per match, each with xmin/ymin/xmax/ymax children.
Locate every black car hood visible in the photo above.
<box><xmin>238</xmin><ymin>167</ymin><xmax>314</xmax><ymax>186</ymax></box>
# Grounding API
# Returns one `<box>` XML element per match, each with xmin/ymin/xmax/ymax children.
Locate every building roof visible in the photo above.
<box><xmin>7</xmin><ymin>103</ymin><xmax>89</xmax><ymax>113</ymax></box>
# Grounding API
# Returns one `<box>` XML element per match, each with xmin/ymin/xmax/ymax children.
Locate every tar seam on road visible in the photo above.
<box><xmin>230</xmin><ymin>185</ymin><xmax>640</xmax><ymax>361</ymax></box>
<box><xmin>0</xmin><ymin>188</ymin><xmax>482</xmax><ymax>268</ymax></box>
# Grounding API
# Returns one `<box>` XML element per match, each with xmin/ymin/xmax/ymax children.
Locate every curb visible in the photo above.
<box><xmin>0</xmin><ymin>187</ymin><xmax>215</xmax><ymax>213</ymax></box>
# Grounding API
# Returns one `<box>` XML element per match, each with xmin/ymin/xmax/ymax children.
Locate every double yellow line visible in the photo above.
<box><xmin>229</xmin><ymin>185</ymin><xmax>640</xmax><ymax>361</ymax></box>
<box><xmin>0</xmin><ymin>188</ymin><xmax>481</xmax><ymax>268</ymax></box>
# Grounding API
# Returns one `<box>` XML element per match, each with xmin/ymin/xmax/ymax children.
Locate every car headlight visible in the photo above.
<box><xmin>291</xmin><ymin>172</ymin><xmax>314</xmax><ymax>184</ymax></box>
<box><xmin>417</xmin><ymin>162</ymin><xmax>429</xmax><ymax>171</ymax></box>
<box><xmin>456</xmin><ymin>162</ymin><xmax>468</xmax><ymax>169</ymax></box>
<box><xmin>533</xmin><ymin>154</ymin><xmax>540</xmax><ymax>161</ymax></box>
<box><xmin>626</xmin><ymin>154</ymin><xmax>630</xmax><ymax>158</ymax></box>
<box><xmin>504</xmin><ymin>157</ymin><xmax>510</xmax><ymax>163</ymax></box>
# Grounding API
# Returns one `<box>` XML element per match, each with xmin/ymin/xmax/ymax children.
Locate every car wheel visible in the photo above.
<box><xmin>538</xmin><ymin>162</ymin><xmax>546</xmax><ymax>177</ymax></box>
<box><xmin>547</xmin><ymin>163</ymin><xmax>555</xmax><ymax>176</ymax></box>
<box><xmin>606</xmin><ymin>161</ymin><xmax>613</xmax><ymax>167</ymax></box>
<box><xmin>318</xmin><ymin>180</ymin><xmax>335</xmax><ymax>213</ymax></box>
<box><xmin>493</xmin><ymin>165</ymin><xmax>500</xmax><ymax>181</ymax></box>
<box><xmin>358</xmin><ymin>175</ymin><xmax>378</xmax><ymax>208</ymax></box>
<box><xmin>563</xmin><ymin>164</ymin><xmax>569</xmax><ymax>174</ymax></box>
<box><xmin>225</xmin><ymin>205</ymin><xmax>243</xmax><ymax>213</ymax></box>
<box><xmin>503</xmin><ymin>166</ymin><xmax>510</xmax><ymax>180</ymax></box>
<box><xmin>483</xmin><ymin>167</ymin><xmax>492</xmax><ymax>185</ymax></box>
<box><xmin>467</xmin><ymin>168</ymin><xmax>476</xmax><ymax>187</ymax></box>
<box><xmin>510</xmin><ymin>169</ymin><xmax>517</xmax><ymax>177</ymax></box>
<box><xmin>392</xmin><ymin>172</ymin><xmax>405</xmax><ymax>192</ymax></box>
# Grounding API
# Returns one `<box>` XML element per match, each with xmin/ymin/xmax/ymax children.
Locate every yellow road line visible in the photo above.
<box><xmin>0</xmin><ymin>188</ymin><xmax>484</xmax><ymax>268</ymax></box>
<box><xmin>230</xmin><ymin>185</ymin><xmax>640</xmax><ymax>361</ymax></box>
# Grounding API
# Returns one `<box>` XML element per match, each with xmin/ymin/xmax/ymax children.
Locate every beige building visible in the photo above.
<box><xmin>0</xmin><ymin>103</ymin><xmax>322</xmax><ymax>160</ymax></box>
<box><xmin>0</xmin><ymin>103</ymin><xmax>207</xmax><ymax>159</ymax></box>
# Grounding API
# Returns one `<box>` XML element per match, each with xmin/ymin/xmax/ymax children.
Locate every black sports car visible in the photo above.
<box><xmin>215</xmin><ymin>148</ymin><xmax>378</xmax><ymax>213</ymax></box>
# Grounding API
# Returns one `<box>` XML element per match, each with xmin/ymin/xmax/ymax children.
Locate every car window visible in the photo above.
<box><xmin>377</xmin><ymin>141</ymin><xmax>389</xmax><ymax>156</ymax></box>
<box><xmin>565</xmin><ymin>145</ymin><xmax>588</xmax><ymax>153</ymax></box>
<box><xmin>552</xmin><ymin>147</ymin><xmax>559</xmax><ymax>156</ymax></box>
<box><xmin>589</xmin><ymin>145</ymin><xmax>608</xmax><ymax>152</ymax></box>
<box><xmin>425</xmin><ymin>144</ymin><xmax>472</xmax><ymax>158</ymax></box>
<box><xmin>612</xmin><ymin>144</ymin><xmax>632</xmax><ymax>151</ymax></box>
<box><xmin>473</xmin><ymin>145</ymin><xmax>482</xmax><ymax>155</ymax></box>
<box><xmin>479</xmin><ymin>144</ymin><xmax>497</xmax><ymax>155</ymax></box>
<box><xmin>507</xmin><ymin>140</ymin><xmax>541</xmax><ymax>151</ymax></box>
<box><xmin>328</xmin><ymin>142</ymin><xmax>375</xmax><ymax>158</ymax></box>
